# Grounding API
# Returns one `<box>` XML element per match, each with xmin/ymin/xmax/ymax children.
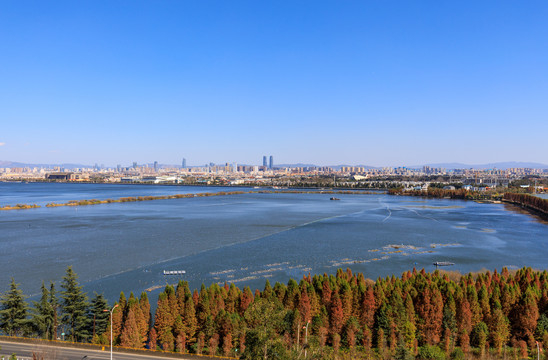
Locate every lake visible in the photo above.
<box><xmin>0</xmin><ymin>182</ymin><xmax>546</xmax><ymax>303</ymax></box>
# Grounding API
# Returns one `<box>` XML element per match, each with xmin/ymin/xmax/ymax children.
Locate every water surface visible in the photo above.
<box><xmin>0</xmin><ymin>183</ymin><xmax>546</xmax><ymax>303</ymax></box>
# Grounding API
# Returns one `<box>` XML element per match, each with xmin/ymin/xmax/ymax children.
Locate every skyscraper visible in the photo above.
<box><xmin>263</xmin><ymin>156</ymin><xmax>267</xmax><ymax>167</ymax></box>
<box><xmin>154</xmin><ymin>161</ymin><xmax>159</xmax><ymax>172</ymax></box>
<box><xmin>182</xmin><ymin>158</ymin><xmax>187</xmax><ymax>168</ymax></box>
<box><xmin>269</xmin><ymin>156</ymin><xmax>273</xmax><ymax>169</ymax></box>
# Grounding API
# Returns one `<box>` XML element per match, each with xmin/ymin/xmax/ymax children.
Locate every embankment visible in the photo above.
<box><xmin>502</xmin><ymin>193</ymin><xmax>548</xmax><ymax>220</ymax></box>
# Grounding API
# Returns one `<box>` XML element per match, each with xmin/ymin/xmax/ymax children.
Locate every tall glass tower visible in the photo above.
<box><xmin>269</xmin><ymin>156</ymin><xmax>273</xmax><ymax>169</ymax></box>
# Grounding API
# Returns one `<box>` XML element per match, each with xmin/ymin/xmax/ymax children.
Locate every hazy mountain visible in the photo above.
<box><xmin>1</xmin><ymin>160</ymin><xmax>546</xmax><ymax>170</ymax></box>
<box><xmin>417</xmin><ymin>162</ymin><xmax>548</xmax><ymax>170</ymax></box>
<box><xmin>0</xmin><ymin>161</ymin><xmax>92</xmax><ymax>169</ymax></box>
<box><xmin>276</xmin><ymin>163</ymin><xmax>322</xmax><ymax>168</ymax></box>
<box><xmin>329</xmin><ymin>164</ymin><xmax>378</xmax><ymax>170</ymax></box>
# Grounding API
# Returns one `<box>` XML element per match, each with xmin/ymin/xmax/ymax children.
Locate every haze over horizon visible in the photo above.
<box><xmin>1</xmin><ymin>1</ymin><xmax>547</xmax><ymax>167</ymax></box>
<box><xmin>1</xmin><ymin>159</ymin><xmax>547</xmax><ymax>171</ymax></box>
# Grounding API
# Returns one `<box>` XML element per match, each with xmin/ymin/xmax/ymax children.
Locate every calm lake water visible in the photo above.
<box><xmin>0</xmin><ymin>182</ymin><xmax>546</xmax><ymax>303</ymax></box>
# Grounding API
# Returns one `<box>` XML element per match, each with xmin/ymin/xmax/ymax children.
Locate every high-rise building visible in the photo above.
<box><xmin>154</xmin><ymin>161</ymin><xmax>159</xmax><ymax>172</ymax></box>
<box><xmin>182</xmin><ymin>158</ymin><xmax>187</xmax><ymax>168</ymax></box>
<box><xmin>269</xmin><ymin>156</ymin><xmax>273</xmax><ymax>169</ymax></box>
<box><xmin>263</xmin><ymin>156</ymin><xmax>267</xmax><ymax>167</ymax></box>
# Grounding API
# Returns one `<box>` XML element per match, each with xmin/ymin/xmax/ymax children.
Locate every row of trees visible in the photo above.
<box><xmin>0</xmin><ymin>266</ymin><xmax>113</xmax><ymax>343</ymax></box>
<box><xmin>3</xmin><ymin>267</ymin><xmax>548</xmax><ymax>359</ymax></box>
<box><xmin>503</xmin><ymin>192</ymin><xmax>548</xmax><ymax>215</ymax></box>
<box><xmin>142</xmin><ymin>267</ymin><xmax>548</xmax><ymax>359</ymax></box>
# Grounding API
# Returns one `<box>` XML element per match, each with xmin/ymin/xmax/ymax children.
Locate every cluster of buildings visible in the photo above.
<box><xmin>0</xmin><ymin>157</ymin><xmax>547</xmax><ymax>188</ymax></box>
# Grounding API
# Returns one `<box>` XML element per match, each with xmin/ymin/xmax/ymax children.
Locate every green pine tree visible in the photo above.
<box><xmin>60</xmin><ymin>266</ymin><xmax>90</xmax><ymax>342</ymax></box>
<box><xmin>31</xmin><ymin>282</ymin><xmax>55</xmax><ymax>339</ymax></box>
<box><xmin>49</xmin><ymin>282</ymin><xmax>60</xmax><ymax>340</ymax></box>
<box><xmin>0</xmin><ymin>278</ymin><xmax>29</xmax><ymax>336</ymax></box>
<box><xmin>88</xmin><ymin>293</ymin><xmax>109</xmax><ymax>339</ymax></box>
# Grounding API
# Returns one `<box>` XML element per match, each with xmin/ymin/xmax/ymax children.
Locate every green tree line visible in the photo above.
<box><xmin>0</xmin><ymin>266</ymin><xmax>112</xmax><ymax>343</ymax></box>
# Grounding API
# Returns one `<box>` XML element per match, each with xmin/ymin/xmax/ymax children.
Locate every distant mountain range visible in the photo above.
<box><xmin>281</xmin><ymin>162</ymin><xmax>548</xmax><ymax>170</ymax></box>
<box><xmin>413</xmin><ymin>162</ymin><xmax>548</xmax><ymax>170</ymax></box>
<box><xmin>1</xmin><ymin>160</ymin><xmax>546</xmax><ymax>170</ymax></box>
<box><xmin>276</xmin><ymin>163</ymin><xmax>373</xmax><ymax>170</ymax></box>
<box><xmin>0</xmin><ymin>161</ymin><xmax>92</xmax><ymax>169</ymax></box>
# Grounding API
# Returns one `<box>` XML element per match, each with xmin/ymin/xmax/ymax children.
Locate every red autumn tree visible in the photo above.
<box><xmin>181</xmin><ymin>294</ymin><xmax>197</xmax><ymax>343</ymax></box>
<box><xmin>148</xmin><ymin>327</ymin><xmax>157</xmax><ymax>350</ymax></box>
<box><xmin>176</xmin><ymin>332</ymin><xmax>186</xmax><ymax>353</ymax></box>
<box><xmin>223</xmin><ymin>333</ymin><xmax>232</xmax><ymax>356</ymax></box>
<box><xmin>120</xmin><ymin>307</ymin><xmax>142</xmax><ymax>348</ymax></box>
<box><xmin>360</xmin><ymin>287</ymin><xmax>376</xmax><ymax>330</ymax></box>
<box><xmin>329</xmin><ymin>293</ymin><xmax>344</xmax><ymax>336</ymax></box>
<box><xmin>239</xmin><ymin>286</ymin><xmax>253</xmax><ymax>316</ymax></box>
<box><xmin>514</xmin><ymin>287</ymin><xmax>539</xmax><ymax>339</ymax></box>
<box><xmin>322</xmin><ymin>280</ymin><xmax>332</xmax><ymax>308</ymax></box>
<box><xmin>417</xmin><ymin>285</ymin><xmax>443</xmax><ymax>345</ymax></box>
<box><xmin>298</xmin><ymin>289</ymin><xmax>311</xmax><ymax>324</ymax></box>
<box><xmin>457</xmin><ymin>296</ymin><xmax>472</xmax><ymax>335</ymax></box>
<box><xmin>154</xmin><ymin>289</ymin><xmax>175</xmax><ymax>351</ymax></box>
<box><xmin>139</xmin><ymin>292</ymin><xmax>151</xmax><ymax>342</ymax></box>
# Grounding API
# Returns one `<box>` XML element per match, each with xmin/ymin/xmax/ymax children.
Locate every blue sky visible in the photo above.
<box><xmin>1</xmin><ymin>1</ymin><xmax>547</xmax><ymax>167</ymax></box>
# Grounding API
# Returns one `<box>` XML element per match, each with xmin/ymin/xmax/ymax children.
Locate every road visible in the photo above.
<box><xmin>0</xmin><ymin>340</ymin><xmax>202</xmax><ymax>360</ymax></box>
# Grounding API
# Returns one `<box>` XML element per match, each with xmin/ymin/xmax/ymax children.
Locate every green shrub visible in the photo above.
<box><xmin>417</xmin><ymin>345</ymin><xmax>446</xmax><ymax>360</ymax></box>
<box><xmin>450</xmin><ymin>348</ymin><xmax>465</xmax><ymax>360</ymax></box>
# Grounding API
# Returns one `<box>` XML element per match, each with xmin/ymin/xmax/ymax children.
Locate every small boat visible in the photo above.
<box><xmin>433</xmin><ymin>261</ymin><xmax>455</xmax><ymax>267</ymax></box>
<box><xmin>330</xmin><ymin>197</ymin><xmax>340</xmax><ymax>201</ymax></box>
<box><xmin>163</xmin><ymin>270</ymin><xmax>186</xmax><ymax>275</ymax></box>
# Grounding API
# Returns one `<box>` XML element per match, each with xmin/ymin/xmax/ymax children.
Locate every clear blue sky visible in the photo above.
<box><xmin>1</xmin><ymin>1</ymin><xmax>547</xmax><ymax>167</ymax></box>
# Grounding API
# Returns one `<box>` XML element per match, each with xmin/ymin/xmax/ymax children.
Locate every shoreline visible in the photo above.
<box><xmin>389</xmin><ymin>187</ymin><xmax>548</xmax><ymax>221</ymax></box>
<box><xmin>502</xmin><ymin>201</ymin><xmax>548</xmax><ymax>220</ymax></box>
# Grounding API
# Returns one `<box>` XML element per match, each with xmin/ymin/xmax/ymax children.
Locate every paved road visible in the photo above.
<box><xmin>0</xmin><ymin>340</ymin><xmax>197</xmax><ymax>360</ymax></box>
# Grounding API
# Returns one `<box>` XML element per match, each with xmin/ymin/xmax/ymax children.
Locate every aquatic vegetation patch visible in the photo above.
<box><xmin>0</xmin><ymin>203</ymin><xmax>40</xmax><ymax>210</ymax></box>
<box><xmin>430</xmin><ymin>243</ymin><xmax>461</xmax><ymax>248</ymax></box>
<box><xmin>403</xmin><ymin>205</ymin><xmax>464</xmax><ymax>209</ymax></box>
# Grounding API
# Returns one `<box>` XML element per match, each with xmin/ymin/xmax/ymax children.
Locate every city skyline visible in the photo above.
<box><xmin>1</xmin><ymin>157</ymin><xmax>547</xmax><ymax>171</ymax></box>
<box><xmin>1</xmin><ymin>1</ymin><xmax>547</xmax><ymax>166</ymax></box>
